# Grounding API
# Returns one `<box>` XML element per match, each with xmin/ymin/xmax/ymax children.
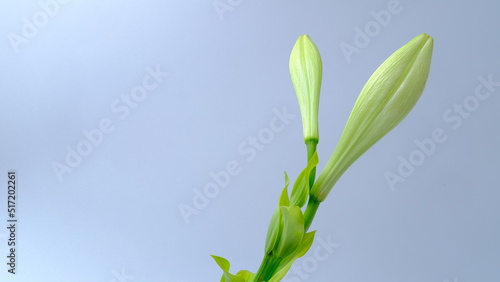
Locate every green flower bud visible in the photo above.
<box><xmin>289</xmin><ymin>34</ymin><xmax>323</xmax><ymax>143</ymax></box>
<box><xmin>311</xmin><ymin>33</ymin><xmax>434</xmax><ymax>202</ymax></box>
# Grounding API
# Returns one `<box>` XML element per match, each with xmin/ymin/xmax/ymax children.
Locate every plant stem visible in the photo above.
<box><xmin>304</xmin><ymin>138</ymin><xmax>319</xmax><ymax>232</ymax></box>
<box><xmin>253</xmin><ymin>254</ymin><xmax>282</xmax><ymax>282</ymax></box>
<box><xmin>305</xmin><ymin>139</ymin><xmax>318</xmax><ymax>188</ymax></box>
<box><xmin>254</xmin><ymin>139</ymin><xmax>320</xmax><ymax>281</ymax></box>
<box><xmin>303</xmin><ymin>196</ymin><xmax>320</xmax><ymax>232</ymax></box>
<box><xmin>254</xmin><ymin>254</ymin><xmax>270</xmax><ymax>282</ymax></box>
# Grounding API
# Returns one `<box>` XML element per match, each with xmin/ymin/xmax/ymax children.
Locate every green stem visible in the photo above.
<box><xmin>303</xmin><ymin>196</ymin><xmax>320</xmax><ymax>232</ymax></box>
<box><xmin>254</xmin><ymin>254</ymin><xmax>270</xmax><ymax>282</ymax></box>
<box><xmin>305</xmin><ymin>139</ymin><xmax>318</xmax><ymax>188</ymax></box>
<box><xmin>304</xmin><ymin>138</ymin><xmax>319</xmax><ymax>232</ymax></box>
<box><xmin>253</xmin><ymin>254</ymin><xmax>282</xmax><ymax>282</ymax></box>
<box><xmin>305</xmin><ymin>138</ymin><xmax>317</xmax><ymax>158</ymax></box>
<box><xmin>254</xmin><ymin>139</ymin><xmax>320</xmax><ymax>281</ymax></box>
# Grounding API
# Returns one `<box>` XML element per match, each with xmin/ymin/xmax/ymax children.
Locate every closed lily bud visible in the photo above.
<box><xmin>311</xmin><ymin>33</ymin><xmax>434</xmax><ymax>202</ymax></box>
<box><xmin>289</xmin><ymin>34</ymin><xmax>323</xmax><ymax>142</ymax></box>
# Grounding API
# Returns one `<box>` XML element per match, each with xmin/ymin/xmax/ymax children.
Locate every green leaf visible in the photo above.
<box><xmin>266</xmin><ymin>173</ymin><xmax>291</xmax><ymax>254</ymax></box>
<box><xmin>290</xmin><ymin>152</ymin><xmax>319</xmax><ymax>207</ymax></box>
<box><xmin>275</xmin><ymin>206</ymin><xmax>304</xmax><ymax>258</ymax></box>
<box><xmin>268</xmin><ymin>231</ymin><xmax>316</xmax><ymax>282</ymax></box>
<box><xmin>211</xmin><ymin>255</ymin><xmax>231</xmax><ymax>272</ymax></box>
<box><xmin>294</xmin><ymin>230</ymin><xmax>316</xmax><ymax>258</ymax></box>
<box><xmin>279</xmin><ymin>172</ymin><xmax>290</xmax><ymax>206</ymax></box>
<box><xmin>264</xmin><ymin>207</ymin><xmax>282</xmax><ymax>254</ymax></box>
<box><xmin>235</xmin><ymin>270</ymin><xmax>255</xmax><ymax>281</ymax></box>
<box><xmin>211</xmin><ymin>255</ymin><xmax>246</xmax><ymax>282</ymax></box>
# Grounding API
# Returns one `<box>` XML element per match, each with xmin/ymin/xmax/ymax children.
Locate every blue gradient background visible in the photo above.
<box><xmin>0</xmin><ymin>1</ymin><xmax>499</xmax><ymax>281</ymax></box>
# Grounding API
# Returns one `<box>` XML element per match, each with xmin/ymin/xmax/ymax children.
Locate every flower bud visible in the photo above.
<box><xmin>311</xmin><ymin>33</ymin><xmax>434</xmax><ymax>201</ymax></box>
<box><xmin>289</xmin><ymin>34</ymin><xmax>323</xmax><ymax>142</ymax></box>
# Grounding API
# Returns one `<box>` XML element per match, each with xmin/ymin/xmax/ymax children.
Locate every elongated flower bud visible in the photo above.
<box><xmin>290</xmin><ymin>34</ymin><xmax>323</xmax><ymax>143</ymax></box>
<box><xmin>311</xmin><ymin>33</ymin><xmax>434</xmax><ymax>202</ymax></box>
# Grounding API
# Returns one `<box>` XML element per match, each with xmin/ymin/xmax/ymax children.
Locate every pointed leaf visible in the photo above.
<box><xmin>268</xmin><ymin>231</ymin><xmax>316</xmax><ymax>282</ymax></box>
<box><xmin>211</xmin><ymin>255</ymin><xmax>245</xmax><ymax>282</ymax></box>
<box><xmin>235</xmin><ymin>270</ymin><xmax>256</xmax><ymax>281</ymax></box>
<box><xmin>264</xmin><ymin>207</ymin><xmax>282</xmax><ymax>254</ymax></box>
<box><xmin>275</xmin><ymin>206</ymin><xmax>304</xmax><ymax>258</ymax></box>
<box><xmin>290</xmin><ymin>152</ymin><xmax>319</xmax><ymax>207</ymax></box>
<box><xmin>279</xmin><ymin>172</ymin><xmax>290</xmax><ymax>206</ymax></box>
<box><xmin>211</xmin><ymin>255</ymin><xmax>231</xmax><ymax>272</ymax></box>
<box><xmin>266</xmin><ymin>173</ymin><xmax>292</xmax><ymax>254</ymax></box>
<box><xmin>294</xmin><ymin>230</ymin><xmax>316</xmax><ymax>258</ymax></box>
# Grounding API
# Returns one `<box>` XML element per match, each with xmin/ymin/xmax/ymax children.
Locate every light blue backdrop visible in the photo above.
<box><xmin>0</xmin><ymin>1</ymin><xmax>499</xmax><ymax>281</ymax></box>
